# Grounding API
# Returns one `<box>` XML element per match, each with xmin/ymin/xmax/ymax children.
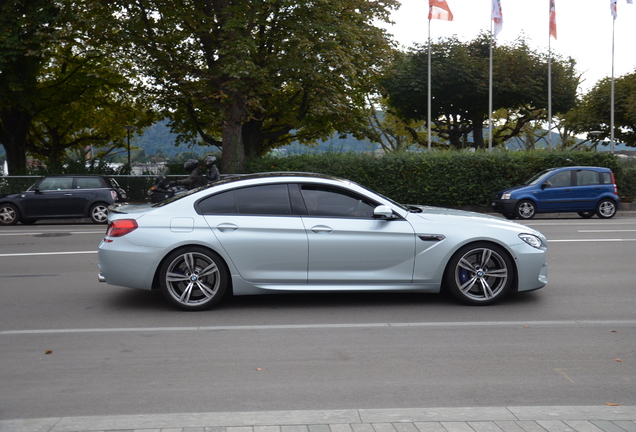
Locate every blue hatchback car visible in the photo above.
<box><xmin>491</xmin><ymin>166</ymin><xmax>620</xmax><ymax>220</ymax></box>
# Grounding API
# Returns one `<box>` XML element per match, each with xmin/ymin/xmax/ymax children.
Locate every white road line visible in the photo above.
<box><xmin>2</xmin><ymin>320</ymin><xmax>636</xmax><ymax>335</ymax></box>
<box><xmin>577</xmin><ymin>229</ymin><xmax>636</xmax><ymax>233</ymax></box>
<box><xmin>0</xmin><ymin>251</ymin><xmax>97</xmax><ymax>257</ymax></box>
<box><xmin>0</xmin><ymin>231</ymin><xmax>104</xmax><ymax>236</ymax></box>
<box><xmin>548</xmin><ymin>239</ymin><xmax>636</xmax><ymax>242</ymax></box>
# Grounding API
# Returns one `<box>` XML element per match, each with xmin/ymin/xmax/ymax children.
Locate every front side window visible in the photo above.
<box><xmin>300</xmin><ymin>185</ymin><xmax>376</xmax><ymax>218</ymax></box>
<box><xmin>545</xmin><ymin>171</ymin><xmax>571</xmax><ymax>188</ymax></box>
<box><xmin>198</xmin><ymin>184</ymin><xmax>292</xmax><ymax>216</ymax></box>
<box><xmin>36</xmin><ymin>177</ymin><xmax>73</xmax><ymax>191</ymax></box>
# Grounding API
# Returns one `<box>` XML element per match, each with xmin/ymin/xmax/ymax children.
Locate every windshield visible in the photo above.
<box><xmin>524</xmin><ymin>169</ymin><xmax>555</xmax><ymax>186</ymax></box>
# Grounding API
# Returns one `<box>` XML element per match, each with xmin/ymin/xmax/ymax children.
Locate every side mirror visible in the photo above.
<box><xmin>373</xmin><ymin>205</ymin><xmax>394</xmax><ymax>219</ymax></box>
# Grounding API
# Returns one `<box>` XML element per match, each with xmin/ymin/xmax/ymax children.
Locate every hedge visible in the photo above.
<box><xmin>239</xmin><ymin>151</ymin><xmax>634</xmax><ymax>207</ymax></box>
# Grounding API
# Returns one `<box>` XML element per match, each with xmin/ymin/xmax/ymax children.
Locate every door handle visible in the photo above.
<box><xmin>310</xmin><ymin>225</ymin><xmax>333</xmax><ymax>234</ymax></box>
<box><xmin>216</xmin><ymin>223</ymin><xmax>238</xmax><ymax>232</ymax></box>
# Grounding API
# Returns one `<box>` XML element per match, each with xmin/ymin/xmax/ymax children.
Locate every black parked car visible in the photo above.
<box><xmin>0</xmin><ymin>175</ymin><xmax>127</xmax><ymax>225</ymax></box>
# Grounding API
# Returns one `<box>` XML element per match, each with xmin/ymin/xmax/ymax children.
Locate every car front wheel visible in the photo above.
<box><xmin>0</xmin><ymin>203</ymin><xmax>20</xmax><ymax>226</ymax></box>
<box><xmin>596</xmin><ymin>199</ymin><xmax>617</xmax><ymax>219</ymax></box>
<box><xmin>445</xmin><ymin>242</ymin><xmax>514</xmax><ymax>305</ymax></box>
<box><xmin>90</xmin><ymin>203</ymin><xmax>109</xmax><ymax>223</ymax></box>
<box><xmin>515</xmin><ymin>200</ymin><xmax>536</xmax><ymax>219</ymax></box>
<box><xmin>159</xmin><ymin>247</ymin><xmax>228</xmax><ymax>311</ymax></box>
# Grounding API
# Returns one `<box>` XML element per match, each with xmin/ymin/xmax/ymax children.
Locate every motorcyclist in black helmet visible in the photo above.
<box><xmin>176</xmin><ymin>158</ymin><xmax>206</xmax><ymax>190</ymax></box>
<box><xmin>204</xmin><ymin>155</ymin><xmax>221</xmax><ymax>183</ymax></box>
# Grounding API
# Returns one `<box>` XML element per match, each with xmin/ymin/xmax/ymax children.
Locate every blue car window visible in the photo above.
<box><xmin>545</xmin><ymin>171</ymin><xmax>571</xmax><ymax>188</ymax></box>
<box><xmin>576</xmin><ymin>170</ymin><xmax>599</xmax><ymax>186</ymax></box>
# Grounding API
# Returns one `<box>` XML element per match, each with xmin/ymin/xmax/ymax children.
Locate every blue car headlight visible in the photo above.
<box><xmin>519</xmin><ymin>233</ymin><xmax>542</xmax><ymax>249</ymax></box>
<box><xmin>502</xmin><ymin>193</ymin><xmax>512</xmax><ymax>199</ymax></box>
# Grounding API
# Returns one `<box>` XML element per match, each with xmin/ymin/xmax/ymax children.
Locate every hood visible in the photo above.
<box><xmin>407</xmin><ymin>205</ymin><xmax>535</xmax><ymax>232</ymax></box>
<box><xmin>495</xmin><ymin>185</ymin><xmax>527</xmax><ymax>196</ymax></box>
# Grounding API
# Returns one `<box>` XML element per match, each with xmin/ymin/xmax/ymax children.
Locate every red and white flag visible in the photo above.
<box><xmin>429</xmin><ymin>0</ymin><xmax>454</xmax><ymax>21</ymax></box>
<box><xmin>492</xmin><ymin>0</ymin><xmax>503</xmax><ymax>38</ymax></box>
<box><xmin>549</xmin><ymin>0</ymin><xmax>557</xmax><ymax>40</ymax></box>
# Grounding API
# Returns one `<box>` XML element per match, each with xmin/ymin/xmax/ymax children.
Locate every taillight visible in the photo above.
<box><xmin>611</xmin><ymin>172</ymin><xmax>619</xmax><ymax>195</ymax></box>
<box><xmin>105</xmin><ymin>219</ymin><xmax>138</xmax><ymax>238</ymax></box>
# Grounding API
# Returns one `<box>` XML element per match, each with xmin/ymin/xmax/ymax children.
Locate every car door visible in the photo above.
<box><xmin>21</xmin><ymin>177</ymin><xmax>76</xmax><ymax>217</ymax></box>
<box><xmin>572</xmin><ymin>169</ymin><xmax>604</xmax><ymax>211</ymax></box>
<box><xmin>534</xmin><ymin>169</ymin><xmax>574</xmax><ymax>211</ymax></box>
<box><xmin>200</xmin><ymin>184</ymin><xmax>308</xmax><ymax>283</ymax></box>
<box><xmin>298</xmin><ymin>184</ymin><xmax>416</xmax><ymax>284</ymax></box>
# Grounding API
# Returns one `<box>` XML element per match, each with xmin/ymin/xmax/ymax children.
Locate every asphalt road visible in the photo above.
<box><xmin>1</xmin><ymin>215</ymin><xmax>635</xmax><ymax>420</ymax></box>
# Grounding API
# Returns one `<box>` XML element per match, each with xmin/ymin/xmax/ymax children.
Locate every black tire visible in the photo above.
<box><xmin>515</xmin><ymin>200</ymin><xmax>536</xmax><ymax>219</ymax></box>
<box><xmin>596</xmin><ymin>199</ymin><xmax>617</xmax><ymax>219</ymax></box>
<box><xmin>0</xmin><ymin>203</ymin><xmax>20</xmax><ymax>226</ymax></box>
<box><xmin>444</xmin><ymin>242</ymin><xmax>514</xmax><ymax>305</ymax></box>
<box><xmin>159</xmin><ymin>247</ymin><xmax>228</xmax><ymax>311</ymax></box>
<box><xmin>577</xmin><ymin>211</ymin><xmax>594</xmax><ymax>219</ymax></box>
<box><xmin>89</xmin><ymin>203</ymin><xmax>109</xmax><ymax>224</ymax></box>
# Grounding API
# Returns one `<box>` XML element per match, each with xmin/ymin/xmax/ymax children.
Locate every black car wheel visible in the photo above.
<box><xmin>515</xmin><ymin>200</ymin><xmax>536</xmax><ymax>219</ymax></box>
<box><xmin>445</xmin><ymin>242</ymin><xmax>514</xmax><ymax>305</ymax></box>
<box><xmin>596</xmin><ymin>199</ymin><xmax>617</xmax><ymax>219</ymax></box>
<box><xmin>0</xmin><ymin>203</ymin><xmax>20</xmax><ymax>226</ymax></box>
<box><xmin>90</xmin><ymin>203</ymin><xmax>109</xmax><ymax>224</ymax></box>
<box><xmin>577</xmin><ymin>211</ymin><xmax>594</xmax><ymax>219</ymax></box>
<box><xmin>159</xmin><ymin>247</ymin><xmax>228</xmax><ymax>311</ymax></box>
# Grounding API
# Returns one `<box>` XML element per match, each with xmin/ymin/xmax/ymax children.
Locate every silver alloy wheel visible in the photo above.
<box><xmin>516</xmin><ymin>200</ymin><xmax>535</xmax><ymax>219</ymax></box>
<box><xmin>163</xmin><ymin>251</ymin><xmax>223</xmax><ymax>310</ymax></box>
<box><xmin>448</xmin><ymin>245</ymin><xmax>511</xmax><ymax>304</ymax></box>
<box><xmin>0</xmin><ymin>204</ymin><xmax>19</xmax><ymax>225</ymax></box>
<box><xmin>90</xmin><ymin>203</ymin><xmax>109</xmax><ymax>223</ymax></box>
<box><xmin>596</xmin><ymin>199</ymin><xmax>616</xmax><ymax>219</ymax></box>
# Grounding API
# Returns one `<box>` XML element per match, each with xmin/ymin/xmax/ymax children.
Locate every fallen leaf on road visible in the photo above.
<box><xmin>45</xmin><ymin>350</ymin><xmax>53</xmax><ymax>354</ymax></box>
<box><xmin>605</xmin><ymin>403</ymin><xmax>620</xmax><ymax>406</ymax></box>
<box><xmin>256</xmin><ymin>368</ymin><xmax>262</xmax><ymax>371</ymax></box>
<box><xmin>614</xmin><ymin>359</ymin><xmax>622</xmax><ymax>362</ymax></box>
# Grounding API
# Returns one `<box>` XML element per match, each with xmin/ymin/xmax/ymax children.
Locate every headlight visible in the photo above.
<box><xmin>502</xmin><ymin>193</ymin><xmax>511</xmax><ymax>200</ymax></box>
<box><xmin>519</xmin><ymin>233</ymin><xmax>542</xmax><ymax>249</ymax></box>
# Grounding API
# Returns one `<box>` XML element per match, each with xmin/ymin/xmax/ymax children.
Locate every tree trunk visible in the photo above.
<box><xmin>472</xmin><ymin>119</ymin><xmax>485</xmax><ymax>149</ymax></box>
<box><xmin>0</xmin><ymin>108</ymin><xmax>31</xmax><ymax>175</ymax></box>
<box><xmin>221</xmin><ymin>97</ymin><xmax>246</xmax><ymax>174</ymax></box>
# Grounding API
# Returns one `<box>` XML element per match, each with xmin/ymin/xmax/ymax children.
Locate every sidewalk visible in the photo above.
<box><xmin>2</xmin><ymin>406</ymin><xmax>636</xmax><ymax>432</ymax></box>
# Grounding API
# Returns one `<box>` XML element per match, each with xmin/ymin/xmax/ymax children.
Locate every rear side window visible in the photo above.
<box><xmin>576</xmin><ymin>170</ymin><xmax>599</xmax><ymax>186</ymax></box>
<box><xmin>75</xmin><ymin>178</ymin><xmax>104</xmax><ymax>189</ymax></box>
<box><xmin>198</xmin><ymin>184</ymin><xmax>292</xmax><ymax>216</ymax></box>
<box><xmin>600</xmin><ymin>172</ymin><xmax>613</xmax><ymax>184</ymax></box>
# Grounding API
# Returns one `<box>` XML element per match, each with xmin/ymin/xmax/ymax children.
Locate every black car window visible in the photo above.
<box><xmin>576</xmin><ymin>170</ymin><xmax>599</xmax><ymax>186</ymax></box>
<box><xmin>300</xmin><ymin>185</ymin><xmax>376</xmax><ymax>218</ymax></box>
<box><xmin>37</xmin><ymin>177</ymin><xmax>73</xmax><ymax>191</ymax></box>
<box><xmin>545</xmin><ymin>171</ymin><xmax>571</xmax><ymax>188</ymax></box>
<box><xmin>600</xmin><ymin>172</ymin><xmax>612</xmax><ymax>184</ymax></box>
<box><xmin>75</xmin><ymin>178</ymin><xmax>104</xmax><ymax>189</ymax></box>
<box><xmin>198</xmin><ymin>184</ymin><xmax>292</xmax><ymax>216</ymax></box>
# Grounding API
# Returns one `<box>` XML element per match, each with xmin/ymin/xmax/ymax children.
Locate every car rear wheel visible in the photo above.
<box><xmin>577</xmin><ymin>211</ymin><xmax>594</xmax><ymax>219</ymax></box>
<box><xmin>0</xmin><ymin>203</ymin><xmax>20</xmax><ymax>226</ymax></box>
<box><xmin>596</xmin><ymin>199</ymin><xmax>617</xmax><ymax>219</ymax></box>
<box><xmin>89</xmin><ymin>203</ymin><xmax>109</xmax><ymax>223</ymax></box>
<box><xmin>515</xmin><ymin>200</ymin><xmax>536</xmax><ymax>219</ymax></box>
<box><xmin>445</xmin><ymin>242</ymin><xmax>514</xmax><ymax>305</ymax></box>
<box><xmin>159</xmin><ymin>247</ymin><xmax>228</xmax><ymax>311</ymax></box>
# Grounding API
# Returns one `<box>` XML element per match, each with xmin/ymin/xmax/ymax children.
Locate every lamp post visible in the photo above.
<box><xmin>124</xmin><ymin>125</ymin><xmax>134</xmax><ymax>173</ymax></box>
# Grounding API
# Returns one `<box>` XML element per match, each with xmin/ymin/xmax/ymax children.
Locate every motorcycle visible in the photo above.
<box><xmin>147</xmin><ymin>168</ymin><xmax>188</xmax><ymax>203</ymax></box>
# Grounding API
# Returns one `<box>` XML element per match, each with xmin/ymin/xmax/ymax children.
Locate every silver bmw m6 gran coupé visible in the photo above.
<box><xmin>98</xmin><ymin>172</ymin><xmax>548</xmax><ymax>310</ymax></box>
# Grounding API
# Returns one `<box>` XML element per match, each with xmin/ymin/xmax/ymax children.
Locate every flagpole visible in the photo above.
<box><xmin>428</xmin><ymin>18</ymin><xmax>432</xmax><ymax>151</ymax></box>
<box><xmin>610</xmin><ymin>16</ymin><xmax>615</xmax><ymax>154</ymax></box>
<box><xmin>548</xmin><ymin>20</ymin><xmax>553</xmax><ymax>150</ymax></box>
<box><xmin>489</xmin><ymin>22</ymin><xmax>493</xmax><ymax>151</ymax></box>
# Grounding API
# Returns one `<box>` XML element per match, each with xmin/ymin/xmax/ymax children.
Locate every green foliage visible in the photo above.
<box><xmin>382</xmin><ymin>35</ymin><xmax>579</xmax><ymax>150</ymax></box>
<box><xmin>246</xmin><ymin>151</ymin><xmax>623</xmax><ymax>206</ymax></box>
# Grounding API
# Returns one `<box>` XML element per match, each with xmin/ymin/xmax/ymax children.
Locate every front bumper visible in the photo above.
<box><xmin>491</xmin><ymin>198</ymin><xmax>519</xmax><ymax>215</ymax></box>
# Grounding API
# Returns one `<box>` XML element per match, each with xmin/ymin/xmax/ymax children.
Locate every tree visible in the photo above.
<box><xmin>92</xmin><ymin>0</ymin><xmax>398</xmax><ymax>173</ymax></box>
<box><xmin>0</xmin><ymin>0</ymin><xmax>60</xmax><ymax>174</ymax></box>
<box><xmin>566</xmin><ymin>71</ymin><xmax>636</xmax><ymax>147</ymax></box>
<box><xmin>381</xmin><ymin>35</ymin><xmax>579</xmax><ymax>149</ymax></box>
